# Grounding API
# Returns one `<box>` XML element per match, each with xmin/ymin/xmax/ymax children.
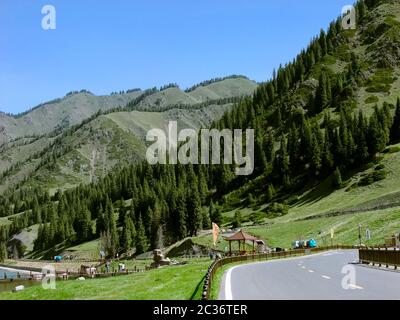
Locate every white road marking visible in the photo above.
<box><xmin>322</xmin><ymin>275</ymin><xmax>331</xmax><ymax>279</ymax></box>
<box><xmin>224</xmin><ymin>266</ymin><xmax>240</xmax><ymax>300</ymax></box>
<box><xmin>348</xmin><ymin>284</ymin><xmax>364</xmax><ymax>290</ymax></box>
<box><xmin>308</xmin><ymin>270</ymin><xmax>314</xmax><ymax>273</ymax></box>
<box><xmin>221</xmin><ymin>249</ymin><xmax>352</xmax><ymax>299</ymax></box>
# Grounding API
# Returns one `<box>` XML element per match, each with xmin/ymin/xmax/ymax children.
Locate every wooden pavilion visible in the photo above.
<box><xmin>224</xmin><ymin>230</ymin><xmax>259</xmax><ymax>256</ymax></box>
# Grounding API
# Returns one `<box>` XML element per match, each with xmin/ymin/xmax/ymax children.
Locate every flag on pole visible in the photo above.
<box><xmin>212</xmin><ymin>223</ymin><xmax>220</xmax><ymax>246</ymax></box>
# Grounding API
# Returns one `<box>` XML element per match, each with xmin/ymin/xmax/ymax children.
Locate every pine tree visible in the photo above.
<box><xmin>355</xmin><ymin>110</ymin><xmax>370</xmax><ymax>164</ymax></box>
<box><xmin>121</xmin><ymin>215</ymin><xmax>135</xmax><ymax>253</ymax></box>
<box><xmin>186</xmin><ymin>187</ymin><xmax>202</xmax><ymax>237</ymax></box>
<box><xmin>0</xmin><ymin>241</ymin><xmax>7</xmax><ymax>263</ymax></box>
<box><xmin>198</xmin><ymin>167</ymin><xmax>209</xmax><ymax>205</ymax></box>
<box><xmin>310</xmin><ymin>131</ymin><xmax>322</xmax><ymax>176</ymax></box>
<box><xmin>322</xmin><ymin>134</ymin><xmax>334</xmax><ymax>172</ymax></box>
<box><xmin>390</xmin><ymin>98</ymin><xmax>400</xmax><ymax>144</ymax></box>
<box><xmin>175</xmin><ymin>192</ymin><xmax>187</xmax><ymax>240</ymax></box>
<box><xmin>357</xmin><ymin>0</ymin><xmax>366</xmax><ymax>23</ymax></box>
<box><xmin>266</xmin><ymin>184</ymin><xmax>275</xmax><ymax>201</ymax></box>
<box><xmin>314</xmin><ymin>73</ymin><xmax>329</xmax><ymax>114</ymax></box>
<box><xmin>231</xmin><ymin>211</ymin><xmax>242</xmax><ymax>229</ymax></box>
<box><xmin>368</xmin><ymin>112</ymin><xmax>386</xmax><ymax>157</ymax></box>
<box><xmin>265</xmin><ymin>132</ymin><xmax>275</xmax><ymax>163</ymax></box>
<box><xmin>75</xmin><ymin>207</ymin><xmax>92</xmax><ymax>243</ymax></box>
<box><xmin>332</xmin><ymin>167</ymin><xmax>343</xmax><ymax>189</ymax></box>
<box><xmin>209</xmin><ymin>200</ymin><xmax>223</xmax><ymax>225</ymax></box>
<box><xmin>150</xmin><ymin>204</ymin><xmax>161</xmax><ymax>249</ymax></box>
<box><xmin>276</xmin><ymin>137</ymin><xmax>291</xmax><ymax>187</ymax></box>
<box><xmin>34</xmin><ymin>224</ymin><xmax>44</xmax><ymax>251</ymax></box>
<box><xmin>0</xmin><ymin>227</ymin><xmax>8</xmax><ymax>262</ymax></box>
<box><xmin>250</xmin><ymin>187</ymin><xmax>258</xmax><ymax>201</ymax></box>
<box><xmin>319</xmin><ymin>29</ymin><xmax>328</xmax><ymax>55</ymax></box>
<box><xmin>254</xmin><ymin>137</ymin><xmax>268</xmax><ymax>173</ymax></box>
<box><xmin>42</xmin><ymin>223</ymin><xmax>50</xmax><ymax>250</ymax></box>
<box><xmin>201</xmin><ymin>207</ymin><xmax>211</xmax><ymax>229</ymax></box>
<box><xmin>135</xmin><ymin>215</ymin><xmax>148</xmax><ymax>255</ymax></box>
<box><xmin>95</xmin><ymin>204</ymin><xmax>105</xmax><ymax>236</ymax></box>
<box><xmin>105</xmin><ymin>198</ymin><xmax>119</xmax><ymax>256</ymax></box>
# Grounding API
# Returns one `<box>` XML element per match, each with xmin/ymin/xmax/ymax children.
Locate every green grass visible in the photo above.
<box><xmin>0</xmin><ymin>217</ymin><xmax>12</xmax><ymax>227</ymax></box>
<box><xmin>242</xmin><ymin>207</ymin><xmax>400</xmax><ymax>249</ymax></box>
<box><xmin>287</xmin><ymin>147</ymin><xmax>400</xmax><ymax>219</ymax></box>
<box><xmin>365</xmin><ymin>68</ymin><xmax>396</xmax><ymax>93</ymax></box>
<box><xmin>63</xmin><ymin>239</ymin><xmax>101</xmax><ymax>260</ymax></box>
<box><xmin>0</xmin><ymin>259</ymin><xmax>211</xmax><ymax>300</ymax></box>
<box><xmin>199</xmin><ymin>146</ymin><xmax>400</xmax><ymax>251</ymax></box>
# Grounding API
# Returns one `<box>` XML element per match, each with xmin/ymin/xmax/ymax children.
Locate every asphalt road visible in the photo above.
<box><xmin>219</xmin><ymin>250</ymin><xmax>400</xmax><ymax>300</ymax></box>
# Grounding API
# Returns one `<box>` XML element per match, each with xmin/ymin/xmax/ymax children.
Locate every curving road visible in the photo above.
<box><xmin>219</xmin><ymin>250</ymin><xmax>400</xmax><ymax>300</ymax></box>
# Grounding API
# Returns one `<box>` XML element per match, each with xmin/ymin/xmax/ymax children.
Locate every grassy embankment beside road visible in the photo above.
<box><xmin>0</xmin><ymin>258</ymin><xmax>210</xmax><ymax>300</ymax></box>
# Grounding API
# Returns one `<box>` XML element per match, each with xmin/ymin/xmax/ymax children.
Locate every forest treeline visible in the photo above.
<box><xmin>0</xmin><ymin>0</ymin><xmax>394</xmax><ymax>261</ymax></box>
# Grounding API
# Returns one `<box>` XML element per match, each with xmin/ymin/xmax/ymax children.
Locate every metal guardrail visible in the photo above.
<box><xmin>201</xmin><ymin>245</ymin><xmax>355</xmax><ymax>300</ymax></box>
<box><xmin>359</xmin><ymin>247</ymin><xmax>400</xmax><ymax>269</ymax></box>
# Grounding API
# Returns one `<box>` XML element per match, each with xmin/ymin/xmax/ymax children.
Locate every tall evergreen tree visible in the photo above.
<box><xmin>390</xmin><ymin>98</ymin><xmax>400</xmax><ymax>144</ymax></box>
<box><xmin>135</xmin><ymin>215</ymin><xmax>148</xmax><ymax>255</ymax></box>
<box><xmin>332</xmin><ymin>167</ymin><xmax>343</xmax><ymax>189</ymax></box>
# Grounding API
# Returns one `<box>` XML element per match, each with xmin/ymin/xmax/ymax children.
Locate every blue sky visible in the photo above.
<box><xmin>0</xmin><ymin>0</ymin><xmax>351</xmax><ymax>114</ymax></box>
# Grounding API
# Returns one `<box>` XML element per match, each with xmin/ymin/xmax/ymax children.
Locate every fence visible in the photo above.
<box><xmin>201</xmin><ymin>245</ymin><xmax>355</xmax><ymax>300</ymax></box>
<box><xmin>359</xmin><ymin>246</ymin><xmax>400</xmax><ymax>269</ymax></box>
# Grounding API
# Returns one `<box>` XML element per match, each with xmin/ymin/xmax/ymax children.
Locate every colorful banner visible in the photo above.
<box><xmin>212</xmin><ymin>223</ymin><xmax>220</xmax><ymax>246</ymax></box>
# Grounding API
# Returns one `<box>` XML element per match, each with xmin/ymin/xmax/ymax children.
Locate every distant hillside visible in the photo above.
<box><xmin>0</xmin><ymin>77</ymin><xmax>256</xmax><ymax>143</ymax></box>
<box><xmin>5</xmin><ymin>0</ymin><xmax>400</xmax><ymax>263</ymax></box>
<box><xmin>0</xmin><ymin>77</ymin><xmax>257</xmax><ymax>193</ymax></box>
<box><xmin>0</xmin><ymin>91</ymin><xmax>143</xmax><ymax>141</ymax></box>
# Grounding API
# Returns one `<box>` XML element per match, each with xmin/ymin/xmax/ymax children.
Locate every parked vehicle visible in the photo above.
<box><xmin>292</xmin><ymin>239</ymin><xmax>317</xmax><ymax>249</ymax></box>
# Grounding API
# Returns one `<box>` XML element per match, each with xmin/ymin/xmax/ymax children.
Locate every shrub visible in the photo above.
<box><xmin>383</xmin><ymin>146</ymin><xmax>400</xmax><ymax>154</ymax></box>
<box><xmin>365</xmin><ymin>95</ymin><xmax>379</xmax><ymax>104</ymax></box>
<box><xmin>365</xmin><ymin>68</ymin><xmax>395</xmax><ymax>93</ymax></box>
<box><xmin>358</xmin><ymin>174</ymin><xmax>375</xmax><ymax>186</ymax></box>
<box><xmin>249</xmin><ymin>212</ymin><xmax>265</xmax><ymax>225</ymax></box>
<box><xmin>372</xmin><ymin>169</ymin><xmax>387</xmax><ymax>182</ymax></box>
<box><xmin>358</xmin><ymin>170</ymin><xmax>387</xmax><ymax>186</ymax></box>
<box><xmin>265</xmin><ymin>203</ymin><xmax>289</xmax><ymax>218</ymax></box>
<box><xmin>366</xmin><ymin>84</ymin><xmax>391</xmax><ymax>93</ymax></box>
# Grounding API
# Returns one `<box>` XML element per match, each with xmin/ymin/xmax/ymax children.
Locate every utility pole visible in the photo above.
<box><xmin>358</xmin><ymin>224</ymin><xmax>362</xmax><ymax>247</ymax></box>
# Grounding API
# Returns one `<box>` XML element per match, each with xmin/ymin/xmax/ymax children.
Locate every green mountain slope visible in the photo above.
<box><xmin>0</xmin><ymin>77</ymin><xmax>257</xmax><ymax>193</ymax></box>
<box><xmin>3</xmin><ymin>0</ymin><xmax>400</xmax><ymax>261</ymax></box>
<box><xmin>0</xmin><ymin>90</ymin><xmax>143</xmax><ymax>140</ymax></box>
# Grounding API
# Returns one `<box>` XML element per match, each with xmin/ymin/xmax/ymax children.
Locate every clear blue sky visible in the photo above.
<box><xmin>0</xmin><ymin>0</ymin><xmax>352</xmax><ymax>114</ymax></box>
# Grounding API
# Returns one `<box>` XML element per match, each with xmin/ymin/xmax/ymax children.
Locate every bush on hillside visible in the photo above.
<box><xmin>365</xmin><ymin>95</ymin><xmax>379</xmax><ymax>104</ymax></box>
<box><xmin>265</xmin><ymin>203</ymin><xmax>289</xmax><ymax>218</ymax></box>
<box><xmin>383</xmin><ymin>146</ymin><xmax>400</xmax><ymax>154</ymax></box>
<box><xmin>358</xmin><ymin>170</ymin><xmax>387</xmax><ymax>187</ymax></box>
<box><xmin>249</xmin><ymin>212</ymin><xmax>265</xmax><ymax>225</ymax></box>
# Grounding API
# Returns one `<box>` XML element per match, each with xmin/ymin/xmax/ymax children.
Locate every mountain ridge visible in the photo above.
<box><xmin>0</xmin><ymin>77</ymin><xmax>257</xmax><ymax>193</ymax></box>
<box><xmin>0</xmin><ymin>76</ymin><xmax>255</xmax><ymax>142</ymax></box>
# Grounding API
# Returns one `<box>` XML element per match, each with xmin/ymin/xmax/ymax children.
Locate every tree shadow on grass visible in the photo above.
<box><xmin>293</xmin><ymin>177</ymin><xmax>336</xmax><ymax>208</ymax></box>
<box><xmin>189</xmin><ymin>273</ymin><xmax>207</xmax><ymax>300</ymax></box>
